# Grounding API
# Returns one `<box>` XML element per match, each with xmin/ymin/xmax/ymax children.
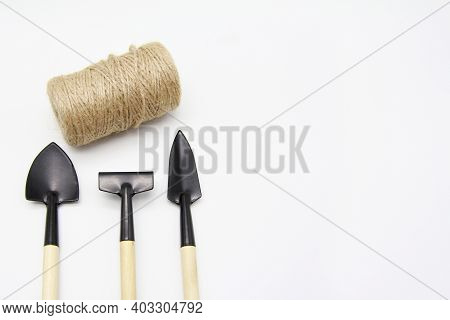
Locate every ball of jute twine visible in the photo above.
<box><xmin>47</xmin><ymin>42</ymin><xmax>180</xmax><ymax>146</ymax></box>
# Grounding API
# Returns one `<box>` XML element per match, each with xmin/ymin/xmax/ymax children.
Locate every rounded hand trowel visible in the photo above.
<box><xmin>25</xmin><ymin>142</ymin><xmax>79</xmax><ymax>300</ymax></box>
<box><xmin>168</xmin><ymin>131</ymin><xmax>202</xmax><ymax>299</ymax></box>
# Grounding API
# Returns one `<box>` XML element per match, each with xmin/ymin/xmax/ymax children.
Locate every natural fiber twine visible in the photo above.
<box><xmin>47</xmin><ymin>42</ymin><xmax>180</xmax><ymax>146</ymax></box>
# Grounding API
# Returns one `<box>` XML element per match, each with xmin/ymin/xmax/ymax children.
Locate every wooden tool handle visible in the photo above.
<box><xmin>42</xmin><ymin>245</ymin><xmax>59</xmax><ymax>300</ymax></box>
<box><xmin>120</xmin><ymin>240</ymin><xmax>136</xmax><ymax>299</ymax></box>
<box><xmin>181</xmin><ymin>246</ymin><xmax>199</xmax><ymax>299</ymax></box>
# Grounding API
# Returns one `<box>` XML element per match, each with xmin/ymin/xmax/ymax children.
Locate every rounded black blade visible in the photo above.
<box><xmin>25</xmin><ymin>142</ymin><xmax>79</xmax><ymax>204</ymax></box>
<box><xmin>168</xmin><ymin>131</ymin><xmax>202</xmax><ymax>204</ymax></box>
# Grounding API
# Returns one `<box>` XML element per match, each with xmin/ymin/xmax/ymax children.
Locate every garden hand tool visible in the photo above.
<box><xmin>168</xmin><ymin>131</ymin><xmax>202</xmax><ymax>300</ymax></box>
<box><xmin>98</xmin><ymin>172</ymin><xmax>153</xmax><ymax>300</ymax></box>
<box><xmin>25</xmin><ymin>142</ymin><xmax>79</xmax><ymax>300</ymax></box>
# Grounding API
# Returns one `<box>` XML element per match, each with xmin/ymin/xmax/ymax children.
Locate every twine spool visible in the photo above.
<box><xmin>47</xmin><ymin>42</ymin><xmax>180</xmax><ymax>146</ymax></box>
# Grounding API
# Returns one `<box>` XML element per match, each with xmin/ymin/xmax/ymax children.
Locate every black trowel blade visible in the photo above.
<box><xmin>168</xmin><ymin>131</ymin><xmax>202</xmax><ymax>204</ymax></box>
<box><xmin>26</xmin><ymin>142</ymin><xmax>79</xmax><ymax>204</ymax></box>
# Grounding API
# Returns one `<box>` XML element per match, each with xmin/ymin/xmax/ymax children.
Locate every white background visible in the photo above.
<box><xmin>0</xmin><ymin>0</ymin><xmax>449</xmax><ymax>300</ymax></box>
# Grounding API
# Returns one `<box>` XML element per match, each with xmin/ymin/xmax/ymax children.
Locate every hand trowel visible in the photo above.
<box><xmin>25</xmin><ymin>142</ymin><xmax>79</xmax><ymax>300</ymax></box>
<box><xmin>168</xmin><ymin>131</ymin><xmax>202</xmax><ymax>299</ymax></box>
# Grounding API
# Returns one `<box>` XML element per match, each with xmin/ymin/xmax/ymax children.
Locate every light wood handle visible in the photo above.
<box><xmin>120</xmin><ymin>240</ymin><xmax>136</xmax><ymax>299</ymax></box>
<box><xmin>42</xmin><ymin>245</ymin><xmax>59</xmax><ymax>300</ymax></box>
<box><xmin>181</xmin><ymin>246</ymin><xmax>199</xmax><ymax>299</ymax></box>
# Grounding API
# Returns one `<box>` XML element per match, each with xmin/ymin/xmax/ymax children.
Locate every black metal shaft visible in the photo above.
<box><xmin>44</xmin><ymin>192</ymin><xmax>58</xmax><ymax>246</ymax></box>
<box><xmin>120</xmin><ymin>184</ymin><xmax>135</xmax><ymax>242</ymax></box>
<box><xmin>180</xmin><ymin>193</ymin><xmax>195</xmax><ymax>247</ymax></box>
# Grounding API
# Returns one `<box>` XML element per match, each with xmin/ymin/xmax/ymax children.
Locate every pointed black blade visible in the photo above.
<box><xmin>168</xmin><ymin>131</ymin><xmax>202</xmax><ymax>204</ymax></box>
<box><xmin>26</xmin><ymin>142</ymin><xmax>79</xmax><ymax>204</ymax></box>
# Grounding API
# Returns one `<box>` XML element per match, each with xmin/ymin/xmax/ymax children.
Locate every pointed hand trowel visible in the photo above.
<box><xmin>99</xmin><ymin>172</ymin><xmax>153</xmax><ymax>299</ymax></box>
<box><xmin>25</xmin><ymin>142</ymin><xmax>79</xmax><ymax>300</ymax></box>
<box><xmin>168</xmin><ymin>131</ymin><xmax>202</xmax><ymax>300</ymax></box>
